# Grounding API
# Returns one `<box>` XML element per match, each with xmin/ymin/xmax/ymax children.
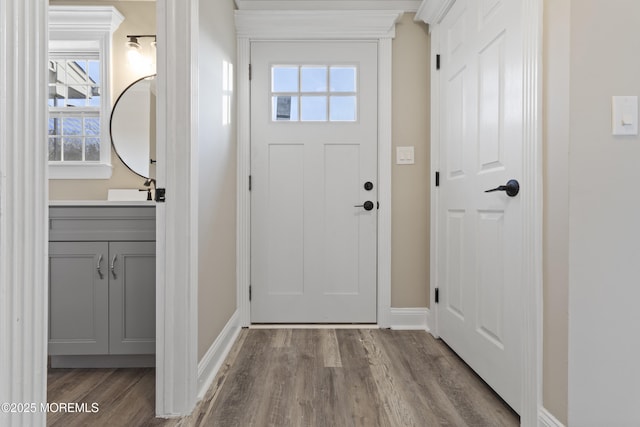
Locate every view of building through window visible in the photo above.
<box><xmin>48</xmin><ymin>58</ymin><xmax>101</xmax><ymax>162</ymax></box>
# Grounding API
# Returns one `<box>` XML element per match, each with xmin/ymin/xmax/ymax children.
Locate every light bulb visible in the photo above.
<box><xmin>126</xmin><ymin>36</ymin><xmax>156</xmax><ymax>73</ymax></box>
<box><xmin>127</xmin><ymin>48</ymin><xmax>144</xmax><ymax>68</ymax></box>
<box><xmin>126</xmin><ymin>36</ymin><xmax>141</xmax><ymax>50</ymax></box>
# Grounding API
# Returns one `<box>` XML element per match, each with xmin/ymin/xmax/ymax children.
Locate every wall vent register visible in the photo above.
<box><xmin>271</xmin><ymin>65</ymin><xmax>358</xmax><ymax>122</ymax></box>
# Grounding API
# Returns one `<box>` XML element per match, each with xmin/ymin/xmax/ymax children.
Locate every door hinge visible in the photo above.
<box><xmin>436</xmin><ymin>54</ymin><xmax>441</xmax><ymax>70</ymax></box>
<box><xmin>249</xmin><ymin>64</ymin><xmax>252</xmax><ymax>80</ymax></box>
<box><xmin>249</xmin><ymin>285</ymin><xmax>252</xmax><ymax>301</ymax></box>
<box><xmin>249</xmin><ymin>175</ymin><xmax>252</xmax><ymax>191</ymax></box>
<box><xmin>435</xmin><ymin>171</ymin><xmax>440</xmax><ymax>187</ymax></box>
<box><xmin>435</xmin><ymin>287</ymin><xmax>440</xmax><ymax>304</ymax></box>
<box><xmin>155</xmin><ymin>188</ymin><xmax>166</xmax><ymax>202</ymax></box>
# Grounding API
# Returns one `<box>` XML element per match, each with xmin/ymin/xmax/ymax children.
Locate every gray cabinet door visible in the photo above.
<box><xmin>49</xmin><ymin>242</ymin><xmax>109</xmax><ymax>355</ymax></box>
<box><xmin>108</xmin><ymin>241</ymin><xmax>156</xmax><ymax>354</ymax></box>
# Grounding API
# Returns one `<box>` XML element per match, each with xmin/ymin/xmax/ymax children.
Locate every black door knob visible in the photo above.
<box><xmin>354</xmin><ymin>201</ymin><xmax>375</xmax><ymax>211</ymax></box>
<box><xmin>485</xmin><ymin>179</ymin><xmax>520</xmax><ymax>197</ymax></box>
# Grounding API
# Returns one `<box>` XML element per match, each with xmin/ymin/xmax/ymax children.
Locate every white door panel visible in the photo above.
<box><xmin>437</xmin><ymin>0</ymin><xmax>522</xmax><ymax>413</ymax></box>
<box><xmin>251</xmin><ymin>41</ymin><xmax>378</xmax><ymax>323</ymax></box>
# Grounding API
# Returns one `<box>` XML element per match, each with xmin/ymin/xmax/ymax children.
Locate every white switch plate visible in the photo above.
<box><xmin>396</xmin><ymin>146</ymin><xmax>415</xmax><ymax>165</ymax></box>
<box><xmin>612</xmin><ymin>96</ymin><xmax>638</xmax><ymax>135</ymax></box>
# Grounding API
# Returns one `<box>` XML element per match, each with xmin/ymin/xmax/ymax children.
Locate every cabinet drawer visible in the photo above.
<box><xmin>49</xmin><ymin>206</ymin><xmax>155</xmax><ymax>241</ymax></box>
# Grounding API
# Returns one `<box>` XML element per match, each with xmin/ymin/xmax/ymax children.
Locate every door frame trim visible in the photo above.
<box><xmin>420</xmin><ymin>0</ymin><xmax>543</xmax><ymax>425</ymax></box>
<box><xmin>155</xmin><ymin>0</ymin><xmax>200</xmax><ymax>416</ymax></box>
<box><xmin>0</xmin><ymin>1</ymin><xmax>49</xmax><ymax>424</ymax></box>
<box><xmin>235</xmin><ymin>10</ymin><xmax>403</xmax><ymax>327</ymax></box>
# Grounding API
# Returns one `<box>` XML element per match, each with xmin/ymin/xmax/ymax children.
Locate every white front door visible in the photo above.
<box><xmin>250</xmin><ymin>41</ymin><xmax>378</xmax><ymax>323</ymax></box>
<box><xmin>437</xmin><ymin>0</ymin><xmax>524</xmax><ymax>412</ymax></box>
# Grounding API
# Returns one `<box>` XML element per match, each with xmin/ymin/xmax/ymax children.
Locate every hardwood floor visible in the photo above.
<box><xmin>46</xmin><ymin>366</ymin><xmax>164</xmax><ymax>427</ymax></box>
<box><xmin>47</xmin><ymin>329</ymin><xmax>519</xmax><ymax>427</ymax></box>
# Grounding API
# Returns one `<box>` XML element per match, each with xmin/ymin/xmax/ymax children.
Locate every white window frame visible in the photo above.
<box><xmin>270</xmin><ymin>64</ymin><xmax>359</xmax><ymax>122</ymax></box>
<box><xmin>48</xmin><ymin>6</ymin><xmax>124</xmax><ymax>179</ymax></box>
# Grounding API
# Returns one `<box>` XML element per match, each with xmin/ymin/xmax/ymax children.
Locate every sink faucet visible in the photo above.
<box><xmin>139</xmin><ymin>188</ymin><xmax>152</xmax><ymax>200</ymax></box>
<box><xmin>144</xmin><ymin>178</ymin><xmax>156</xmax><ymax>200</ymax></box>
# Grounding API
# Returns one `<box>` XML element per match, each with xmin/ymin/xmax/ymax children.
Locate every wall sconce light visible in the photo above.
<box><xmin>126</xmin><ymin>34</ymin><xmax>156</xmax><ymax>73</ymax></box>
<box><xmin>126</xmin><ymin>35</ymin><xmax>142</xmax><ymax>50</ymax></box>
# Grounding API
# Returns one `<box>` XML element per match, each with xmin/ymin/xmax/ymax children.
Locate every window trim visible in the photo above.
<box><xmin>48</xmin><ymin>6</ymin><xmax>124</xmax><ymax>179</ymax></box>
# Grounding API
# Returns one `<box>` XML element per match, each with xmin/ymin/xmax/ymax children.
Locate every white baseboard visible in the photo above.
<box><xmin>197</xmin><ymin>310</ymin><xmax>241</xmax><ymax>400</ymax></box>
<box><xmin>539</xmin><ymin>407</ymin><xmax>566</xmax><ymax>427</ymax></box>
<box><xmin>389</xmin><ymin>307</ymin><xmax>430</xmax><ymax>331</ymax></box>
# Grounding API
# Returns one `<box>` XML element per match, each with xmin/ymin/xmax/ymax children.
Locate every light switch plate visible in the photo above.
<box><xmin>396</xmin><ymin>146</ymin><xmax>415</xmax><ymax>165</ymax></box>
<box><xmin>612</xmin><ymin>96</ymin><xmax>638</xmax><ymax>135</ymax></box>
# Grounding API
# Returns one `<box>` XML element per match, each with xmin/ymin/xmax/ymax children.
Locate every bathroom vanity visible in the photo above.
<box><xmin>48</xmin><ymin>201</ymin><xmax>156</xmax><ymax>368</ymax></box>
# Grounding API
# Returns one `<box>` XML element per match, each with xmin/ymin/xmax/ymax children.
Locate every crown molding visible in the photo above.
<box><xmin>235</xmin><ymin>0</ymin><xmax>422</xmax><ymax>12</ymax></box>
<box><xmin>235</xmin><ymin>10</ymin><xmax>403</xmax><ymax>39</ymax></box>
<box><xmin>49</xmin><ymin>5</ymin><xmax>124</xmax><ymax>33</ymax></box>
<box><xmin>415</xmin><ymin>0</ymin><xmax>455</xmax><ymax>24</ymax></box>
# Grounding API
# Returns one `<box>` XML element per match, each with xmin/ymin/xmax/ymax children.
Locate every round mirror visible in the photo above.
<box><xmin>110</xmin><ymin>74</ymin><xmax>156</xmax><ymax>178</ymax></box>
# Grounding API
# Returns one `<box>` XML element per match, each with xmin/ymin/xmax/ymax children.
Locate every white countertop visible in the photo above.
<box><xmin>49</xmin><ymin>200</ymin><xmax>156</xmax><ymax>207</ymax></box>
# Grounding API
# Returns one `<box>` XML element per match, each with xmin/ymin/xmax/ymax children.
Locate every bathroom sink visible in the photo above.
<box><xmin>107</xmin><ymin>188</ymin><xmax>150</xmax><ymax>201</ymax></box>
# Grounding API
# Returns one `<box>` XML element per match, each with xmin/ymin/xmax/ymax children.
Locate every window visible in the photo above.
<box><xmin>48</xmin><ymin>6</ymin><xmax>123</xmax><ymax>179</ymax></box>
<box><xmin>222</xmin><ymin>60</ymin><xmax>234</xmax><ymax>125</ymax></box>
<box><xmin>48</xmin><ymin>58</ymin><xmax>102</xmax><ymax>162</ymax></box>
<box><xmin>271</xmin><ymin>65</ymin><xmax>358</xmax><ymax>122</ymax></box>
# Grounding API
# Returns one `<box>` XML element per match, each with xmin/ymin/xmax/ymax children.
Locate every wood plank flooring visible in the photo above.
<box><xmin>47</xmin><ymin>366</ymin><xmax>163</xmax><ymax>427</ymax></box>
<box><xmin>47</xmin><ymin>329</ymin><xmax>519</xmax><ymax>427</ymax></box>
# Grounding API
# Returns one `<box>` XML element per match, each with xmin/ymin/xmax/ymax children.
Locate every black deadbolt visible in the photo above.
<box><xmin>354</xmin><ymin>201</ymin><xmax>375</xmax><ymax>211</ymax></box>
<box><xmin>364</xmin><ymin>181</ymin><xmax>374</xmax><ymax>191</ymax></box>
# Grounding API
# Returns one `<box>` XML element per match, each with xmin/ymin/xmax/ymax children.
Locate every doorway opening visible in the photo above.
<box><xmin>46</xmin><ymin>0</ymin><xmax>158</xmax><ymax>420</ymax></box>
<box><xmin>235</xmin><ymin>10</ymin><xmax>402</xmax><ymax>328</ymax></box>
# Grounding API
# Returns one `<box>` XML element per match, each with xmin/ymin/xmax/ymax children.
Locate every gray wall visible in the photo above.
<box><xmin>391</xmin><ymin>14</ymin><xmax>431</xmax><ymax>308</ymax></box>
<box><xmin>543</xmin><ymin>0</ymin><xmax>569</xmax><ymax>423</ymax></box>
<box><xmin>543</xmin><ymin>0</ymin><xmax>640</xmax><ymax>423</ymax></box>
<box><xmin>565</xmin><ymin>1</ymin><xmax>640</xmax><ymax>424</ymax></box>
<box><xmin>197</xmin><ymin>0</ymin><xmax>237</xmax><ymax>361</ymax></box>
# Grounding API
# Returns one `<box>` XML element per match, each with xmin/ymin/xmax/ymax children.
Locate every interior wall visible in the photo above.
<box><xmin>391</xmin><ymin>13</ymin><xmax>431</xmax><ymax>308</ymax></box>
<box><xmin>197</xmin><ymin>0</ymin><xmax>237</xmax><ymax>361</ymax></box>
<box><xmin>567</xmin><ymin>1</ymin><xmax>640</xmax><ymax>424</ymax></box>
<box><xmin>48</xmin><ymin>0</ymin><xmax>156</xmax><ymax>200</ymax></box>
<box><xmin>542</xmin><ymin>0</ymin><xmax>570</xmax><ymax>423</ymax></box>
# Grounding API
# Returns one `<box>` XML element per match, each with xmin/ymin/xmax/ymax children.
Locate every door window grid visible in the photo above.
<box><xmin>271</xmin><ymin>65</ymin><xmax>357</xmax><ymax>122</ymax></box>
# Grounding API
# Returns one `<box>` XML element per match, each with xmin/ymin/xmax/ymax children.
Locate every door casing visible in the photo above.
<box><xmin>235</xmin><ymin>10</ymin><xmax>404</xmax><ymax>328</ymax></box>
<box><xmin>418</xmin><ymin>0</ymin><xmax>543</xmax><ymax>425</ymax></box>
